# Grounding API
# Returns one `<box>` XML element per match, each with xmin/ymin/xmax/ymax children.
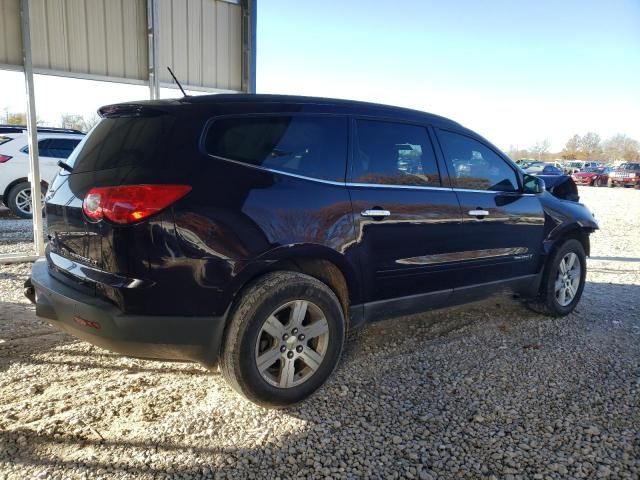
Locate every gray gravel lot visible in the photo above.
<box><xmin>0</xmin><ymin>187</ymin><xmax>639</xmax><ymax>479</ymax></box>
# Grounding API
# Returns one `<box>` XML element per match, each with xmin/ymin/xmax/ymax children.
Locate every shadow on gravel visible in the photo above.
<box><xmin>0</xmin><ymin>428</ymin><xmax>259</xmax><ymax>478</ymax></box>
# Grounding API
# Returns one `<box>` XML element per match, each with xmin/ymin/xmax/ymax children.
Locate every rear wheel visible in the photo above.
<box><xmin>536</xmin><ymin>239</ymin><xmax>587</xmax><ymax>317</ymax></box>
<box><xmin>593</xmin><ymin>177</ymin><xmax>602</xmax><ymax>187</ymax></box>
<box><xmin>6</xmin><ymin>181</ymin><xmax>45</xmax><ymax>219</ymax></box>
<box><xmin>221</xmin><ymin>271</ymin><xmax>345</xmax><ymax>408</ymax></box>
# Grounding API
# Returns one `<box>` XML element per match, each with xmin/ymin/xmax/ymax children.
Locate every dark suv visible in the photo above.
<box><xmin>27</xmin><ymin>95</ymin><xmax>598</xmax><ymax>407</ymax></box>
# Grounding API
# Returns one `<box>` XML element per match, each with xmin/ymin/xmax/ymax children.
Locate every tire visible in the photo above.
<box><xmin>593</xmin><ymin>177</ymin><xmax>602</xmax><ymax>187</ymax></box>
<box><xmin>534</xmin><ymin>239</ymin><xmax>587</xmax><ymax>317</ymax></box>
<box><xmin>221</xmin><ymin>271</ymin><xmax>345</xmax><ymax>408</ymax></box>
<box><xmin>608</xmin><ymin>179</ymin><xmax>614</xmax><ymax>188</ymax></box>
<box><xmin>6</xmin><ymin>181</ymin><xmax>45</xmax><ymax>219</ymax></box>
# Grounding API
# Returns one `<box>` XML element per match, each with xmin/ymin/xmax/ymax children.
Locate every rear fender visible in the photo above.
<box><xmin>224</xmin><ymin>243</ymin><xmax>362</xmax><ymax>311</ymax></box>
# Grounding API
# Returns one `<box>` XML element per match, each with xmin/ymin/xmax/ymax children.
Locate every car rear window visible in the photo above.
<box><xmin>66</xmin><ymin>116</ymin><xmax>175</xmax><ymax>173</ymax></box>
<box><xmin>204</xmin><ymin>115</ymin><xmax>348</xmax><ymax>182</ymax></box>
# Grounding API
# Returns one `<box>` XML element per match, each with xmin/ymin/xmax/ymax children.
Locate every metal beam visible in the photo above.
<box><xmin>20</xmin><ymin>0</ymin><xmax>44</xmax><ymax>258</ymax></box>
<box><xmin>242</xmin><ymin>0</ymin><xmax>257</xmax><ymax>93</ymax></box>
<box><xmin>147</xmin><ymin>0</ymin><xmax>161</xmax><ymax>100</ymax></box>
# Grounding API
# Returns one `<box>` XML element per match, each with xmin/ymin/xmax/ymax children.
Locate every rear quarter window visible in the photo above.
<box><xmin>203</xmin><ymin>115</ymin><xmax>348</xmax><ymax>182</ymax></box>
<box><xmin>0</xmin><ymin>136</ymin><xmax>12</xmax><ymax>146</ymax></box>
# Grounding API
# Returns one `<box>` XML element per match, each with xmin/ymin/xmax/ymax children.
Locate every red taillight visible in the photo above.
<box><xmin>82</xmin><ymin>184</ymin><xmax>191</xmax><ymax>224</ymax></box>
<box><xmin>0</xmin><ymin>154</ymin><xmax>12</xmax><ymax>163</ymax></box>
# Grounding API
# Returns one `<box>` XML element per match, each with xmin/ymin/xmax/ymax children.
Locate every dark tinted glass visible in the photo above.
<box><xmin>0</xmin><ymin>136</ymin><xmax>12</xmax><ymax>146</ymax></box>
<box><xmin>42</xmin><ymin>138</ymin><xmax>81</xmax><ymax>159</ymax></box>
<box><xmin>353</xmin><ymin>120</ymin><xmax>440</xmax><ymax>187</ymax></box>
<box><xmin>21</xmin><ymin>139</ymin><xmax>49</xmax><ymax>155</ymax></box>
<box><xmin>205</xmin><ymin>115</ymin><xmax>348</xmax><ymax>181</ymax></box>
<box><xmin>438</xmin><ymin>130</ymin><xmax>518</xmax><ymax>192</ymax></box>
<box><xmin>68</xmin><ymin>116</ymin><xmax>175</xmax><ymax>173</ymax></box>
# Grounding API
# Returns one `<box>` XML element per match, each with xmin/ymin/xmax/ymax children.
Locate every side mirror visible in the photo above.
<box><xmin>523</xmin><ymin>174</ymin><xmax>545</xmax><ymax>194</ymax></box>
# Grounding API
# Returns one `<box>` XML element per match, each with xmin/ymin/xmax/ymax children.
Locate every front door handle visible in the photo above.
<box><xmin>361</xmin><ymin>209</ymin><xmax>391</xmax><ymax>218</ymax></box>
<box><xmin>468</xmin><ymin>209</ymin><xmax>490</xmax><ymax>217</ymax></box>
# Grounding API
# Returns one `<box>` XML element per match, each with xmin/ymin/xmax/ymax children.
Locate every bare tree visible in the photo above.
<box><xmin>561</xmin><ymin>134</ymin><xmax>581</xmax><ymax>160</ymax></box>
<box><xmin>530</xmin><ymin>138</ymin><xmax>551</xmax><ymax>161</ymax></box>
<box><xmin>603</xmin><ymin>134</ymin><xmax>640</xmax><ymax>163</ymax></box>
<box><xmin>60</xmin><ymin>113</ymin><xmax>100</xmax><ymax>133</ymax></box>
<box><xmin>578</xmin><ymin>132</ymin><xmax>602</xmax><ymax>159</ymax></box>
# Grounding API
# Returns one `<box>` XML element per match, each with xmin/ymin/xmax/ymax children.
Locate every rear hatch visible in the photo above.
<box><xmin>45</xmin><ymin>103</ymin><xmax>199</xmax><ymax>294</ymax></box>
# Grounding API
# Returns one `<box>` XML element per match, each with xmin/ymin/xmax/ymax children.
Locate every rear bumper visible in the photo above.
<box><xmin>28</xmin><ymin>258</ymin><xmax>226</xmax><ymax>368</ymax></box>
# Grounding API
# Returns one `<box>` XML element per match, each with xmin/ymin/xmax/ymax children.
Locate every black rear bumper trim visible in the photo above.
<box><xmin>29</xmin><ymin>258</ymin><xmax>226</xmax><ymax>368</ymax></box>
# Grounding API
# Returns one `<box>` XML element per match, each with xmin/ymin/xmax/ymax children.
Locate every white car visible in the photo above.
<box><xmin>0</xmin><ymin>126</ymin><xmax>84</xmax><ymax>218</ymax></box>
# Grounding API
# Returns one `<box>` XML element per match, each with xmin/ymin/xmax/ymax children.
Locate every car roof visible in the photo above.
<box><xmin>100</xmin><ymin>93</ymin><xmax>464</xmax><ymax>129</ymax></box>
<box><xmin>0</xmin><ymin>124</ymin><xmax>85</xmax><ymax>135</ymax></box>
<box><xmin>0</xmin><ymin>132</ymin><xmax>84</xmax><ymax>140</ymax></box>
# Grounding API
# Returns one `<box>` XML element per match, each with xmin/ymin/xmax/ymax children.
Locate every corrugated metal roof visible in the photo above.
<box><xmin>157</xmin><ymin>0</ymin><xmax>242</xmax><ymax>91</ymax></box>
<box><xmin>0</xmin><ymin>0</ymin><xmax>22</xmax><ymax>67</ymax></box>
<box><xmin>0</xmin><ymin>0</ymin><xmax>247</xmax><ymax>92</ymax></box>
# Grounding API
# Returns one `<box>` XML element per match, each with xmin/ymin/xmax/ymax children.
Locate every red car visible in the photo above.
<box><xmin>572</xmin><ymin>167</ymin><xmax>611</xmax><ymax>187</ymax></box>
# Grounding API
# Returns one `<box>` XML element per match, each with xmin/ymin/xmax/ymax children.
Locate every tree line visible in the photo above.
<box><xmin>508</xmin><ymin>132</ymin><xmax>640</xmax><ymax>163</ymax></box>
<box><xmin>1</xmin><ymin>110</ymin><xmax>99</xmax><ymax>133</ymax></box>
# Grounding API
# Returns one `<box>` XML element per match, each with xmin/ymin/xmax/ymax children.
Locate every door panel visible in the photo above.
<box><xmin>452</xmin><ymin>191</ymin><xmax>545</xmax><ymax>286</ymax></box>
<box><xmin>434</xmin><ymin>128</ymin><xmax>546</xmax><ymax>287</ymax></box>
<box><xmin>349</xmin><ymin>186</ymin><xmax>462</xmax><ymax>303</ymax></box>
<box><xmin>347</xmin><ymin>118</ymin><xmax>463</xmax><ymax>309</ymax></box>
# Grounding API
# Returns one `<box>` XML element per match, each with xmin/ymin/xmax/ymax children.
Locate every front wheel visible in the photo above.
<box><xmin>593</xmin><ymin>177</ymin><xmax>602</xmax><ymax>187</ymax></box>
<box><xmin>538</xmin><ymin>239</ymin><xmax>587</xmax><ymax>317</ymax></box>
<box><xmin>221</xmin><ymin>271</ymin><xmax>345</xmax><ymax>408</ymax></box>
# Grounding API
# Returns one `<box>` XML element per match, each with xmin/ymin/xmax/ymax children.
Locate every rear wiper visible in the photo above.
<box><xmin>57</xmin><ymin>160</ymin><xmax>73</xmax><ymax>173</ymax></box>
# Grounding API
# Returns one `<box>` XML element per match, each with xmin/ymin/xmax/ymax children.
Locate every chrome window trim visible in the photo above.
<box><xmin>347</xmin><ymin>182</ymin><xmax>453</xmax><ymax>191</ymax></box>
<box><xmin>206</xmin><ymin>154</ymin><xmax>347</xmax><ymax>186</ymax></box>
<box><xmin>207</xmin><ymin>153</ymin><xmax>539</xmax><ymax>195</ymax></box>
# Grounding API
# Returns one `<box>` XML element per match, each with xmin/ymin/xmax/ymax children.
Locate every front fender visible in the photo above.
<box><xmin>539</xmin><ymin>191</ymin><xmax>598</xmax><ymax>255</ymax></box>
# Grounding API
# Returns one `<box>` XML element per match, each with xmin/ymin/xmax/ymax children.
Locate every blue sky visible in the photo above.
<box><xmin>1</xmin><ymin>0</ymin><xmax>638</xmax><ymax>151</ymax></box>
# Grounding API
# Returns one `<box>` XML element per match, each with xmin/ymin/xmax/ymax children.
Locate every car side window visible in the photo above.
<box><xmin>438</xmin><ymin>130</ymin><xmax>519</xmax><ymax>192</ymax></box>
<box><xmin>45</xmin><ymin>138</ymin><xmax>81</xmax><ymax>159</ymax></box>
<box><xmin>204</xmin><ymin>115</ymin><xmax>348</xmax><ymax>182</ymax></box>
<box><xmin>352</xmin><ymin>119</ymin><xmax>440</xmax><ymax>187</ymax></box>
<box><xmin>22</xmin><ymin>139</ymin><xmax>81</xmax><ymax>159</ymax></box>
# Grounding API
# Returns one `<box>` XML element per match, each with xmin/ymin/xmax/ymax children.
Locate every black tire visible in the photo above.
<box><xmin>221</xmin><ymin>271</ymin><xmax>345</xmax><ymax>408</ymax></box>
<box><xmin>593</xmin><ymin>177</ymin><xmax>602</xmax><ymax>187</ymax></box>
<box><xmin>607</xmin><ymin>179</ymin><xmax>614</xmax><ymax>188</ymax></box>
<box><xmin>6</xmin><ymin>181</ymin><xmax>45</xmax><ymax>219</ymax></box>
<box><xmin>534</xmin><ymin>239</ymin><xmax>587</xmax><ymax>317</ymax></box>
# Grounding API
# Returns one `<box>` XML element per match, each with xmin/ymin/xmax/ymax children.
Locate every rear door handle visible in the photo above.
<box><xmin>468</xmin><ymin>209</ymin><xmax>490</xmax><ymax>217</ymax></box>
<box><xmin>361</xmin><ymin>209</ymin><xmax>391</xmax><ymax>218</ymax></box>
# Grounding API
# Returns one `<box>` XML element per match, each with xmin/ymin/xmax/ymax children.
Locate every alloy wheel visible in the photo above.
<box><xmin>554</xmin><ymin>252</ymin><xmax>581</xmax><ymax>306</ymax></box>
<box><xmin>254</xmin><ymin>300</ymin><xmax>329</xmax><ymax>388</ymax></box>
<box><xmin>14</xmin><ymin>187</ymin><xmax>44</xmax><ymax>216</ymax></box>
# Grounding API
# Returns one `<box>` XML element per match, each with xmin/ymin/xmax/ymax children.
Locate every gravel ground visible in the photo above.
<box><xmin>0</xmin><ymin>207</ymin><xmax>36</xmax><ymax>256</ymax></box>
<box><xmin>0</xmin><ymin>187</ymin><xmax>639</xmax><ymax>480</ymax></box>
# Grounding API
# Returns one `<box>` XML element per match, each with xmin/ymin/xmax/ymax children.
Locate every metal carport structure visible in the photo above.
<box><xmin>0</xmin><ymin>0</ymin><xmax>256</xmax><ymax>263</ymax></box>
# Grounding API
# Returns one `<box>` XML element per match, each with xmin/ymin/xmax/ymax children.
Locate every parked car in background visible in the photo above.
<box><xmin>608</xmin><ymin>163</ymin><xmax>640</xmax><ymax>188</ymax></box>
<box><xmin>0</xmin><ymin>125</ymin><xmax>84</xmax><ymax>218</ymax></box>
<box><xmin>27</xmin><ymin>94</ymin><xmax>597</xmax><ymax>407</ymax></box>
<box><xmin>525</xmin><ymin>162</ymin><xmax>563</xmax><ymax>175</ymax></box>
<box><xmin>572</xmin><ymin>167</ymin><xmax>611</xmax><ymax>187</ymax></box>
<box><xmin>562</xmin><ymin>160</ymin><xmax>600</xmax><ymax>175</ymax></box>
